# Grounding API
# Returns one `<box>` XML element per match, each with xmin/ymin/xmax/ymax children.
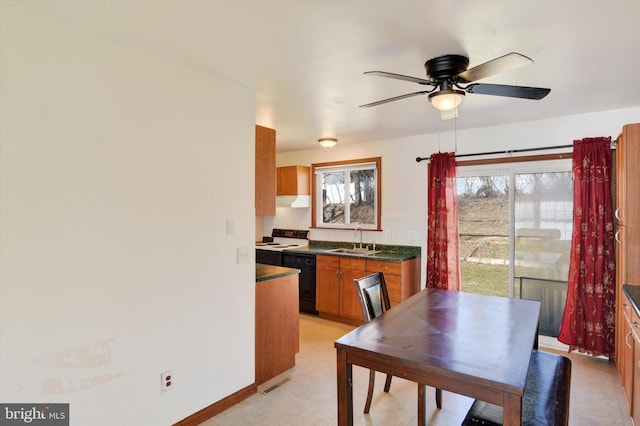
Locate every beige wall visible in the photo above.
<box><xmin>1</xmin><ymin>5</ymin><xmax>256</xmax><ymax>425</ymax></box>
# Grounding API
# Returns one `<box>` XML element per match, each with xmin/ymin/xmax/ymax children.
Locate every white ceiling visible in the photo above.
<box><xmin>26</xmin><ymin>0</ymin><xmax>640</xmax><ymax>152</ymax></box>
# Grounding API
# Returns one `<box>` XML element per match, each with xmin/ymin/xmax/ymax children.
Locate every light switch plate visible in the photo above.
<box><xmin>237</xmin><ymin>247</ymin><xmax>250</xmax><ymax>264</ymax></box>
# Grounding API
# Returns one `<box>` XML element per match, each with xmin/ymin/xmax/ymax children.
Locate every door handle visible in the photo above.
<box><xmin>615</xmin><ymin>207</ymin><xmax>621</xmax><ymax>221</ymax></box>
<box><xmin>627</xmin><ymin>331</ymin><xmax>633</xmax><ymax>349</ymax></box>
<box><xmin>615</xmin><ymin>230</ymin><xmax>621</xmax><ymax>244</ymax></box>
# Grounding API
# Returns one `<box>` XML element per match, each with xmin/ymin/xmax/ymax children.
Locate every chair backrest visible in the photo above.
<box><xmin>353</xmin><ymin>272</ymin><xmax>391</xmax><ymax>323</ymax></box>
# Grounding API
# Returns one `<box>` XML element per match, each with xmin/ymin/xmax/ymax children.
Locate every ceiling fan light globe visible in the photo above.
<box><xmin>428</xmin><ymin>90</ymin><xmax>465</xmax><ymax>111</ymax></box>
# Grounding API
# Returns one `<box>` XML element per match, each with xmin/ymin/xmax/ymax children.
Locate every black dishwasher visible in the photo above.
<box><xmin>283</xmin><ymin>252</ymin><xmax>317</xmax><ymax>315</ymax></box>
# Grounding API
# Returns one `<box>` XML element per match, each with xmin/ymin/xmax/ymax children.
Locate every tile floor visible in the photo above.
<box><xmin>201</xmin><ymin>313</ymin><xmax>631</xmax><ymax>426</ymax></box>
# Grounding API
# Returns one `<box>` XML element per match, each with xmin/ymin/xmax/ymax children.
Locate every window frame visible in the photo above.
<box><xmin>311</xmin><ymin>157</ymin><xmax>382</xmax><ymax>230</ymax></box>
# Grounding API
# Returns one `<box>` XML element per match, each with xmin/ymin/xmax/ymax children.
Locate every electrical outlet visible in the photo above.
<box><xmin>384</xmin><ymin>230</ymin><xmax>392</xmax><ymax>240</ymax></box>
<box><xmin>161</xmin><ymin>370</ymin><xmax>175</xmax><ymax>392</ymax></box>
<box><xmin>408</xmin><ymin>230</ymin><xmax>421</xmax><ymax>241</ymax></box>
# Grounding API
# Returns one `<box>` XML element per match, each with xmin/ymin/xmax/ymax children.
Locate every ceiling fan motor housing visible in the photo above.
<box><xmin>424</xmin><ymin>55</ymin><xmax>470</xmax><ymax>80</ymax></box>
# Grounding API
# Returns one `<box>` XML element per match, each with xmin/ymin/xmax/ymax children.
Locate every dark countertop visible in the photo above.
<box><xmin>256</xmin><ymin>264</ymin><xmax>300</xmax><ymax>282</ymax></box>
<box><xmin>286</xmin><ymin>247</ymin><xmax>416</xmax><ymax>262</ymax></box>
<box><xmin>623</xmin><ymin>285</ymin><xmax>640</xmax><ymax>317</ymax></box>
<box><xmin>285</xmin><ymin>242</ymin><xmax>421</xmax><ymax>262</ymax></box>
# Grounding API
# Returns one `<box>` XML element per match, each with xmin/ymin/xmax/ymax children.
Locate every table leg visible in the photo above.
<box><xmin>503</xmin><ymin>393</ymin><xmax>522</xmax><ymax>426</ymax></box>
<box><xmin>336</xmin><ymin>349</ymin><xmax>353</xmax><ymax>426</ymax></box>
<box><xmin>417</xmin><ymin>384</ymin><xmax>426</xmax><ymax>426</ymax></box>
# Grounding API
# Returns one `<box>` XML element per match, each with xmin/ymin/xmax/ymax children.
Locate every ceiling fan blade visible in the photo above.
<box><xmin>364</xmin><ymin>71</ymin><xmax>435</xmax><ymax>86</ymax></box>
<box><xmin>465</xmin><ymin>83</ymin><xmax>551</xmax><ymax>100</ymax></box>
<box><xmin>457</xmin><ymin>52</ymin><xmax>533</xmax><ymax>82</ymax></box>
<box><xmin>359</xmin><ymin>91</ymin><xmax>430</xmax><ymax>108</ymax></box>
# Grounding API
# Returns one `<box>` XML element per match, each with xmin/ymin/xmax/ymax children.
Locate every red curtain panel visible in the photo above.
<box><xmin>558</xmin><ymin>136</ymin><xmax>616</xmax><ymax>357</ymax></box>
<box><xmin>426</xmin><ymin>152</ymin><xmax>461</xmax><ymax>291</ymax></box>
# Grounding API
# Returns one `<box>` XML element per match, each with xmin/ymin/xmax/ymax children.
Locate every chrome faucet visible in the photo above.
<box><xmin>354</xmin><ymin>223</ymin><xmax>363</xmax><ymax>248</ymax></box>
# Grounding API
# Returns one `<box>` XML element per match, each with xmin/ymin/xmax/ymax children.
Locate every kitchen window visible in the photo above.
<box><xmin>311</xmin><ymin>157</ymin><xmax>381</xmax><ymax>230</ymax></box>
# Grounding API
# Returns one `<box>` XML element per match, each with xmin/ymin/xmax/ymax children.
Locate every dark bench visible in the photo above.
<box><xmin>462</xmin><ymin>350</ymin><xmax>571</xmax><ymax>426</ymax></box>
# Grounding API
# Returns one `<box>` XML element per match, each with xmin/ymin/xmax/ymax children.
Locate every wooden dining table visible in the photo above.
<box><xmin>335</xmin><ymin>288</ymin><xmax>541</xmax><ymax>426</ymax></box>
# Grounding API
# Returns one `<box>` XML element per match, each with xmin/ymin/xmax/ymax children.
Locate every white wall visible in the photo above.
<box><xmin>1</xmin><ymin>6</ymin><xmax>256</xmax><ymax>426</ymax></box>
<box><xmin>271</xmin><ymin>107</ymin><xmax>640</xmax><ymax>285</ymax></box>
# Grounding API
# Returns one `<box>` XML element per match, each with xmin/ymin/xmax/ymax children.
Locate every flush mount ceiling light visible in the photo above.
<box><xmin>428</xmin><ymin>89</ymin><xmax>465</xmax><ymax>111</ymax></box>
<box><xmin>318</xmin><ymin>138</ymin><xmax>337</xmax><ymax>148</ymax></box>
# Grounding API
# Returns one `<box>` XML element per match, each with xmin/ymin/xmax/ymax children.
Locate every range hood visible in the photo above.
<box><xmin>276</xmin><ymin>195</ymin><xmax>311</xmax><ymax>208</ymax></box>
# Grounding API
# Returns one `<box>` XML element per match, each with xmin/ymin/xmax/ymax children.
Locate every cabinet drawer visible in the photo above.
<box><xmin>366</xmin><ymin>260</ymin><xmax>401</xmax><ymax>275</ymax></box>
<box><xmin>317</xmin><ymin>255</ymin><xmax>340</xmax><ymax>268</ymax></box>
<box><xmin>339</xmin><ymin>257</ymin><xmax>366</xmax><ymax>271</ymax></box>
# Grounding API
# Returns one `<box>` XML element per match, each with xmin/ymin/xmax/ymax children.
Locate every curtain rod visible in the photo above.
<box><xmin>415</xmin><ymin>139</ymin><xmax>616</xmax><ymax>163</ymax></box>
<box><xmin>415</xmin><ymin>144</ymin><xmax>573</xmax><ymax>163</ymax></box>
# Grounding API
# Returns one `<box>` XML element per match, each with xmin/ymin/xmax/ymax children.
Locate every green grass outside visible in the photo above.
<box><xmin>461</xmin><ymin>262</ymin><xmax>511</xmax><ymax>297</ymax></box>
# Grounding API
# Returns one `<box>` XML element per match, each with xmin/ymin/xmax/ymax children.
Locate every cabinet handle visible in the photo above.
<box><xmin>615</xmin><ymin>230</ymin><xmax>621</xmax><ymax>244</ymax></box>
<box><xmin>615</xmin><ymin>207</ymin><xmax>621</xmax><ymax>221</ymax></box>
<box><xmin>627</xmin><ymin>331</ymin><xmax>633</xmax><ymax>349</ymax></box>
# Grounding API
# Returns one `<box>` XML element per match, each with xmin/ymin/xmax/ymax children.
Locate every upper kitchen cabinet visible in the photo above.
<box><xmin>255</xmin><ymin>125</ymin><xmax>276</xmax><ymax>216</ymax></box>
<box><xmin>277</xmin><ymin>166</ymin><xmax>310</xmax><ymax>196</ymax></box>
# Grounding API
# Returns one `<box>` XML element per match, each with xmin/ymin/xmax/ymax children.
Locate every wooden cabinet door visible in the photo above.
<box><xmin>255</xmin><ymin>125</ymin><xmax>276</xmax><ymax>216</ymax></box>
<box><xmin>616</xmin><ymin>124</ymin><xmax>640</xmax><ymax>282</ymax></box>
<box><xmin>339</xmin><ymin>257</ymin><xmax>366</xmax><ymax>322</ymax></box>
<box><xmin>634</xmin><ymin>323</ymin><xmax>640</xmax><ymax>425</ymax></box>
<box><xmin>277</xmin><ymin>166</ymin><xmax>298</xmax><ymax>195</ymax></box>
<box><xmin>616</xmin><ymin>129</ymin><xmax>626</xmax><ymax>227</ymax></box>
<box><xmin>620</xmin><ymin>293</ymin><xmax>631</xmax><ymax>388</ymax></box>
<box><xmin>277</xmin><ymin>166</ymin><xmax>310</xmax><ymax>196</ymax></box>
<box><xmin>340</xmin><ymin>268</ymin><xmax>366</xmax><ymax>322</ymax></box>
<box><xmin>316</xmin><ymin>255</ymin><xmax>340</xmax><ymax>315</ymax></box>
<box><xmin>617</xmin><ymin>227</ymin><xmax>628</xmax><ymax>380</ymax></box>
<box><xmin>624</xmin><ymin>307</ymin><xmax>634</xmax><ymax>414</ymax></box>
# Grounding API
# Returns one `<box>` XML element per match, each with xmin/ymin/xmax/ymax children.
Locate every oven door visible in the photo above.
<box><xmin>256</xmin><ymin>249</ymin><xmax>283</xmax><ymax>266</ymax></box>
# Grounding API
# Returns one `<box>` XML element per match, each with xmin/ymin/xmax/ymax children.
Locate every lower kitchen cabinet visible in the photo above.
<box><xmin>620</xmin><ymin>289</ymin><xmax>640</xmax><ymax>422</ymax></box>
<box><xmin>316</xmin><ymin>255</ymin><xmax>365</xmax><ymax>325</ymax></box>
<box><xmin>316</xmin><ymin>254</ymin><xmax>420</xmax><ymax>325</ymax></box>
<box><xmin>316</xmin><ymin>255</ymin><xmax>340</xmax><ymax>315</ymax></box>
<box><xmin>366</xmin><ymin>258</ymin><xmax>420</xmax><ymax>307</ymax></box>
<box><xmin>339</xmin><ymin>257</ymin><xmax>367</xmax><ymax>322</ymax></box>
<box><xmin>634</xmin><ymin>329</ymin><xmax>640</xmax><ymax>425</ymax></box>
<box><xmin>624</xmin><ymin>298</ymin><xmax>634</xmax><ymax>415</ymax></box>
<box><xmin>255</xmin><ymin>271</ymin><xmax>299</xmax><ymax>386</ymax></box>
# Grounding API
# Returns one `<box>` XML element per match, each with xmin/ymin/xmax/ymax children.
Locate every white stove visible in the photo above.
<box><xmin>255</xmin><ymin>229</ymin><xmax>309</xmax><ymax>252</ymax></box>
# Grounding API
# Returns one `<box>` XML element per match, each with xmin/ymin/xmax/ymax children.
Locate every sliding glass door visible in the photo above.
<box><xmin>457</xmin><ymin>160</ymin><xmax>573</xmax><ymax>337</ymax></box>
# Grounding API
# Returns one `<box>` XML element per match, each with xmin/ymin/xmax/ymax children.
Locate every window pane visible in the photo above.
<box><xmin>514</xmin><ymin>171</ymin><xmax>572</xmax><ymax>337</ymax></box>
<box><xmin>349</xmin><ymin>169</ymin><xmax>375</xmax><ymax>225</ymax></box>
<box><xmin>322</xmin><ymin>171</ymin><xmax>345</xmax><ymax>224</ymax></box>
<box><xmin>313</xmin><ymin>157</ymin><xmax>381</xmax><ymax>229</ymax></box>
<box><xmin>457</xmin><ymin>175</ymin><xmax>510</xmax><ymax>297</ymax></box>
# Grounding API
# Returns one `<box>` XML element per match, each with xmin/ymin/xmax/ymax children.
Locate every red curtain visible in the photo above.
<box><xmin>558</xmin><ymin>137</ymin><xmax>616</xmax><ymax>357</ymax></box>
<box><xmin>426</xmin><ymin>152</ymin><xmax>461</xmax><ymax>291</ymax></box>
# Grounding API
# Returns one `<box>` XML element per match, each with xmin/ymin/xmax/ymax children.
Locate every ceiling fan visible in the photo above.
<box><xmin>360</xmin><ymin>52</ymin><xmax>551</xmax><ymax>119</ymax></box>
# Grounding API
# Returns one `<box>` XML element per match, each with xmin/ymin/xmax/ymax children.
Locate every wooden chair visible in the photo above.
<box><xmin>353</xmin><ymin>272</ymin><xmax>442</xmax><ymax>416</ymax></box>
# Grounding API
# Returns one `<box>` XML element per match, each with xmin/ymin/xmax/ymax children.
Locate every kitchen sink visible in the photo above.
<box><xmin>328</xmin><ymin>248</ymin><xmax>382</xmax><ymax>255</ymax></box>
